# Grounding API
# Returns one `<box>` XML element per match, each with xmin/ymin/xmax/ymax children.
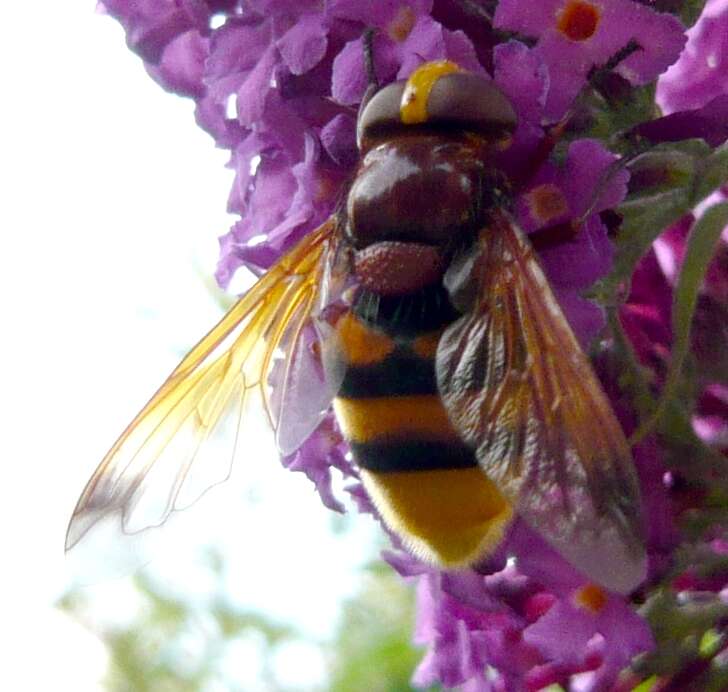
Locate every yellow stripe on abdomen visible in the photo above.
<box><xmin>333</xmin><ymin>394</ymin><xmax>460</xmax><ymax>443</ymax></box>
<box><xmin>335</xmin><ymin>312</ymin><xmax>395</xmax><ymax>365</ymax></box>
<box><xmin>361</xmin><ymin>467</ymin><xmax>512</xmax><ymax>567</ymax></box>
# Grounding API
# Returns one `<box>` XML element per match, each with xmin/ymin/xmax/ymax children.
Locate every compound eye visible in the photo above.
<box><xmin>425</xmin><ymin>72</ymin><xmax>517</xmax><ymax>138</ymax></box>
<box><xmin>357</xmin><ymin>81</ymin><xmax>406</xmax><ymax>149</ymax></box>
<box><xmin>356</xmin><ymin>65</ymin><xmax>517</xmax><ymax>151</ymax></box>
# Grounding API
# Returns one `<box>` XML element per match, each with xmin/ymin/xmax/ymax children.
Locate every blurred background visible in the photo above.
<box><xmin>1</xmin><ymin>3</ymin><xmax>435</xmax><ymax>690</ymax></box>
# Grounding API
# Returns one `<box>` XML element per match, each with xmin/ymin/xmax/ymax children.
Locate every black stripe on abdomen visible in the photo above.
<box><xmin>338</xmin><ymin>352</ymin><xmax>437</xmax><ymax>397</ymax></box>
<box><xmin>331</xmin><ymin>288</ymin><xmax>477</xmax><ymax>474</ymax></box>
<box><xmin>350</xmin><ymin>439</ymin><xmax>476</xmax><ymax>472</ymax></box>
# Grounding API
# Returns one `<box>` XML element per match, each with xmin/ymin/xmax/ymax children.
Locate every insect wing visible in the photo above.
<box><xmin>66</xmin><ymin>219</ymin><xmax>341</xmax><ymax>552</ymax></box>
<box><xmin>266</xmin><ymin>230</ymin><xmax>350</xmax><ymax>455</ymax></box>
<box><xmin>436</xmin><ymin>213</ymin><xmax>646</xmax><ymax>593</ymax></box>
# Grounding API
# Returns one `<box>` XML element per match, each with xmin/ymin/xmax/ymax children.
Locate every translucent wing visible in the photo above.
<box><xmin>66</xmin><ymin>219</ymin><xmax>345</xmax><ymax>551</ymax></box>
<box><xmin>437</xmin><ymin>211</ymin><xmax>646</xmax><ymax>593</ymax></box>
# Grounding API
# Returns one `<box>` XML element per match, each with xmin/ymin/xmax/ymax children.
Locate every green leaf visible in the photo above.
<box><xmin>639</xmin><ymin>589</ymin><xmax>728</xmax><ymax>677</ymax></box>
<box><xmin>699</xmin><ymin>629</ymin><xmax>723</xmax><ymax>657</ymax></box>
<box><xmin>673</xmin><ymin>201</ymin><xmax>728</xmax><ymax>361</ymax></box>
<box><xmin>705</xmin><ymin>664</ymin><xmax>728</xmax><ymax>692</ymax></box>
<box><xmin>650</xmin><ymin>0</ymin><xmax>707</xmax><ymax>26</ymax></box>
<box><xmin>694</xmin><ymin>142</ymin><xmax>728</xmax><ymax>202</ymax></box>
<box><xmin>631</xmin><ymin>202</ymin><xmax>728</xmax><ymax>443</ymax></box>
<box><xmin>576</xmin><ymin>82</ymin><xmax>658</xmax><ymax>147</ymax></box>
<box><xmin>594</xmin><ymin>140</ymin><xmax>728</xmax><ymax>300</ymax></box>
<box><xmin>676</xmin><ymin>0</ymin><xmax>709</xmax><ymax>27</ymax></box>
<box><xmin>605</xmin><ymin>306</ymin><xmax>657</xmax><ymax>420</ymax></box>
<box><xmin>632</xmin><ymin>675</ymin><xmax>659</xmax><ymax>692</ymax></box>
<box><xmin>327</xmin><ymin>565</ymin><xmax>438</xmax><ymax>692</ymax></box>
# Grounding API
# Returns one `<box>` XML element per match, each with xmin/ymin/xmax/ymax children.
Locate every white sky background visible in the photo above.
<box><xmin>0</xmin><ymin>3</ymin><xmax>378</xmax><ymax>690</ymax></box>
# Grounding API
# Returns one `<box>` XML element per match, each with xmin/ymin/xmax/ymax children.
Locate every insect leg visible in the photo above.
<box><xmin>358</xmin><ymin>28</ymin><xmax>380</xmax><ymax>118</ymax></box>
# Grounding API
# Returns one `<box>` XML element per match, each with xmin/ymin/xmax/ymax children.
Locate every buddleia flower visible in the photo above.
<box><xmin>96</xmin><ymin>0</ymin><xmax>728</xmax><ymax>688</ymax></box>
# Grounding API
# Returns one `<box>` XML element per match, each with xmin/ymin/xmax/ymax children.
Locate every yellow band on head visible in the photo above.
<box><xmin>400</xmin><ymin>60</ymin><xmax>461</xmax><ymax>125</ymax></box>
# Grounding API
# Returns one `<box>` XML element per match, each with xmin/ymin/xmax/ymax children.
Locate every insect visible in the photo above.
<box><xmin>66</xmin><ymin>60</ymin><xmax>646</xmax><ymax>594</ymax></box>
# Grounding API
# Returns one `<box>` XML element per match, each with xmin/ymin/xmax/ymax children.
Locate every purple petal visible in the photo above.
<box><xmin>397</xmin><ymin>15</ymin><xmax>449</xmax><ymax>77</ymax></box>
<box><xmin>694</xmin><ymin>384</ymin><xmax>728</xmax><ymax>448</ymax></box>
<box><xmin>276</xmin><ymin>13</ymin><xmax>328</xmax><ymax>75</ymax></box>
<box><xmin>614</xmin><ymin>5</ymin><xmax>686</xmax><ymax>85</ymax></box>
<box><xmin>194</xmin><ymin>93</ymin><xmax>245</xmax><ymax>148</ymax></box>
<box><xmin>503</xmin><ymin>520</ymin><xmax>584</xmax><ymax>594</ymax></box>
<box><xmin>329</xmin><ymin>0</ymin><xmax>432</xmax><ymax>26</ymax></box>
<box><xmin>332</xmin><ymin>35</ymin><xmax>398</xmax><ymax>105</ymax></box>
<box><xmin>225</xmin><ymin>135</ymin><xmax>260</xmax><ymax>216</ymax></box>
<box><xmin>320</xmin><ymin>114</ymin><xmax>358</xmax><ymax>167</ymax></box>
<box><xmin>562</xmin><ymin>139</ymin><xmax>629</xmax><ymax>216</ymax></box>
<box><xmin>206</xmin><ymin>20</ymin><xmax>270</xmax><ymax>83</ymax></box>
<box><xmin>538</xmin><ymin>216</ymin><xmax>614</xmax><ymax>290</ymax></box>
<box><xmin>658</xmin><ymin>0</ymin><xmax>728</xmax><ymax>112</ymax></box>
<box><xmin>524</xmin><ymin>593</ymin><xmax>653</xmax><ymax>671</ymax></box>
<box><xmin>236</xmin><ymin>45</ymin><xmax>279</xmax><ymax>127</ymax></box>
<box><xmin>632</xmin><ymin>94</ymin><xmax>728</xmax><ymax>147</ymax></box>
<box><xmin>397</xmin><ymin>16</ymin><xmax>482</xmax><ymax>77</ymax></box>
<box><xmin>246</xmin><ymin>0</ymin><xmax>322</xmax><ymax>13</ymax></box>
<box><xmin>536</xmin><ymin>48</ymin><xmax>590</xmax><ymax>121</ymax></box>
<box><xmin>492</xmin><ymin>0</ymin><xmax>558</xmax><ymax>35</ymax></box>
<box><xmin>102</xmin><ymin>0</ymin><xmax>201</xmax><ymax>63</ymax></box>
<box><xmin>523</xmin><ymin>600</ymin><xmax>600</xmax><ymax>667</ymax></box>
<box><xmin>282</xmin><ymin>417</ymin><xmax>352</xmax><ymax>513</ymax></box>
<box><xmin>553</xmin><ymin>289</ymin><xmax>607</xmax><ymax>349</ymax></box>
<box><xmin>516</xmin><ymin>166</ymin><xmax>567</xmax><ymax>232</ymax></box>
<box><xmin>441</xmin><ymin>27</ymin><xmax>485</xmax><ymax>73</ymax></box>
<box><xmin>147</xmin><ymin>29</ymin><xmax>209</xmax><ymax>97</ymax></box>
<box><xmin>441</xmin><ymin>570</ymin><xmax>507</xmax><ymax>613</ymax></box>
<box><xmin>494</xmin><ymin>41</ymin><xmax>549</xmax><ymax>125</ymax></box>
<box><xmin>331</xmin><ymin>37</ymin><xmax>372</xmax><ymax>105</ymax></box>
<box><xmin>345</xmin><ymin>482</ymin><xmax>377</xmax><ymax>515</ymax></box>
<box><xmin>632</xmin><ymin>437</ymin><xmax>680</xmax><ymax>570</ymax></box>
<box><xmin>382</xmin><ymin>549</ymin><xmax>430</xmax><ymax>578</ymax></box>
<box><xmin>285</xmin><ymin>133</ymin><xmax>342</xmax><ymax>234</ymax></box>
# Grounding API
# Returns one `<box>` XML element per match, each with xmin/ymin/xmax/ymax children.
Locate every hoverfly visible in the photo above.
<box><xmin>66</xmin><ymin>60</ymin><xmax>646</xmax><ymax>594</ymax></box>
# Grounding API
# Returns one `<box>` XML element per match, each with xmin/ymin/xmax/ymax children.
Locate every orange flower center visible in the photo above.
<box><xmin>526</xmin><ymin>183</ymin><xmax>569</xmax><ymax>224</ymax></box>
<box><xmin>574</xmin><ymin>583</ymin><xmax>608</xmax><ymax>613</ymax></box>
<box><xmin>557</xmin><ymin>1</ymin><xmax>601</xmax><ymax>42</ymax></box>
<box><xmin>388</xmin><ymin>6</ymin><xmax>416</xmax><ymax>42</ymax></box>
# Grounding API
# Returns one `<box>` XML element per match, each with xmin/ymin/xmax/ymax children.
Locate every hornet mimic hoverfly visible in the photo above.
<box><xmin>66</xmin><ymin>61</ymin><xmax>646</xmax><ymax>594</ymax></box>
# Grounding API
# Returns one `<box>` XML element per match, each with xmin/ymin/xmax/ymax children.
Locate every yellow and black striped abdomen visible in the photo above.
<box><xmin>330</xmin><ymin>292</ymin><xmax>512</xmax><ymax>567</ymax></box>
<box><xmin>333</xmin><ymin>310</ymin><xmax>474</xmax><ymax>472</ymax></box>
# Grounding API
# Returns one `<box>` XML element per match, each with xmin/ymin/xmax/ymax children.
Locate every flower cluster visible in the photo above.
<box><xmin>100</xmin><ymin>0</ymin><xmax>728</xmax><ymax>689</ymax></box>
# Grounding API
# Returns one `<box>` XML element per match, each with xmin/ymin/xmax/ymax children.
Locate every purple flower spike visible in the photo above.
<box><xmin>96</xmin><ymin>1</ymin><xmax>728</xmax><ymax>689</ymax></box>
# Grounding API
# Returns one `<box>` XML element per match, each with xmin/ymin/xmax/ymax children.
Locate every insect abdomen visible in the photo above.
<box><xmin>330</xmin><ymin>291</ymin><xmax>512</xmax><ymax>566</ymax></box>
